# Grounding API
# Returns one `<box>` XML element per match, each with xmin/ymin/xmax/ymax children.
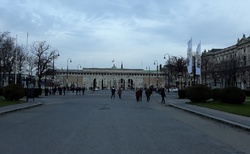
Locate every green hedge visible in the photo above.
<box><xmin>178</xmin><ymin>90</ymin><xmax>186</xmax><ymax>99</ymax></box>
<box><xmin>186</xmin><ymin>84</ymin><xmax>212</xmax><ymax>103</ymax></box>
<box><xmin>2</xmin><ymin>84</ymin><xmax>25</xmax><ymax>101</ymax></box>
<box><xmin>212</xmin><ymin>88</ymin><xmax>221</xmax><ymax>101</ymax></box>
<box><xmin>220</xmin><ymin>86</ymin><xmax>246</xmax><ymax>104</ymax></box>
<box><xmin>243</xmin><ymin>90</ymin><xmax>250</xmax><ymax>96</ymax></box>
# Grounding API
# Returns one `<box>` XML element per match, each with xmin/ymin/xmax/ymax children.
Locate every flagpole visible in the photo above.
<box><xmin>26</xmin><ymin>32</ymin><xmax>28</xmax><ymax>74</ymax></box>
<box><xmin>199</xmin><ymin>41</ymin><xmax>202</xmax><ymax>84</ymax></box>
<box><xmin>26</xmin><ymin>32</ymin><xmax>28</xmax><ymax>53</ymax></box>
<box><xmin>25</xmin><ymin>32</ymin><xmax>28</xmax><ymax>85</ymax></box>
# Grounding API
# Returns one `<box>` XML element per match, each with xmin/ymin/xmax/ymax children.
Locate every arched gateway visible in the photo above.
<box><xmin>55</xmin><ymin>67</ymin><xmax>165</xmax><ymax>90</ymax></box>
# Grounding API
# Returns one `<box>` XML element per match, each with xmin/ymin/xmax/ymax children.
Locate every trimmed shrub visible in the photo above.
<box><xmin>2</xmin><ymin>84</ymin><xmax>25</xmax><ymax>101</ymax></box>
<box><xmin>178</xmin><ymin>89</ymin><xmax>186</xmax><ymax>99</ymax></box>
<box><xmin>186</xmin><ymin>84</ymin><xmax>212</xmax><ymax>103</ymax></box>
<box><xmin>220</xmin><ymin>86</ymin><xmax>246</xmax><ymax>104</ymax></box>
<box><xmin>243</xmin><ymin>90</ymin><xmax>250</xmax><ymax>96</ymax></box>
<box><xmin>212</xmin><ymin>88</ymin><xmax>222</xmax><ymax>101</ymax></box>
<box><xmin>0</xmin><ymin>88</ymin><xmax>2</xmax><ymax>96</ymax></box>
<box><xmin>34</xmin><ymin>88</ymin><xmax>42</xmax><ymax>97</ymax></box>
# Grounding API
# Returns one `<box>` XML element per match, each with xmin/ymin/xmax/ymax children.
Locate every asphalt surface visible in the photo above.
<box><xmin>1</xmin><ymin>90</ymin><xmax>250</xmax><ymax>132</ymax></box>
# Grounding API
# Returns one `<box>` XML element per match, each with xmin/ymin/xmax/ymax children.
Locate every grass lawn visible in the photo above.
<box><xmin>0</xmin><ymin>97</ymin><xmax>23</xmax><ymax>107</ymax></box>
<box><xmin>188</xmin><ymin>98</ymin><xmax>250</xmax><ymax>117</ymax></box>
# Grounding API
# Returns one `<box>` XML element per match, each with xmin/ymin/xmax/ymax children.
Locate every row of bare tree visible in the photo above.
<box><xmin>160</xmin><ymin>53</ymin><xmax>248</xmax><ymax>88</ymax></box>
<box><xmin>0</xmin><ymin>31</ymin><xmax>59</xmax><ymax>88</ymax></box>
<box><xmin>202</xmin><ymin>53</ymin><xmax>248</xmax><ymax>88</ymax></box>
<box><xmin>160</xmin><ymin>56</ymin><xmax>188</xmax><ymax>88</ymax></box>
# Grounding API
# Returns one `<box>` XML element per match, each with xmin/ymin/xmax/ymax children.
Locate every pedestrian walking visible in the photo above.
<box><xmin>139</xmin><ymin>88</ymin><xmax>143</xmax><ymax>101</ymax></box>
<box><xmin>58</xmin><ymin>87</ymin><xmax>62</xmax><ymax>95</ymax></box>
<box><xmin>135</xmin><ymin>89</ymin><xmax>141</xmax><ymax>102</ymax></box>
<box><xmin>63</xmin><ymin>86</ymin><xmax>66</xmax><ymax>95</ymax></box>
<box><xmin>111</xmin><ymin>86</ymin><xmax>116</xmax><ymax>99</ymax></box>
<box><xmin>160</xmin><ymin>88</ymin><xmax>166</xmax><ymax>104</ymax></box>
<box><xmin>82</xmin><ymin>86</ymin><xmax>86</xmax><ymax>95</ymax></box>
<box><xmin>76</xmin><ymin>87</ymin><xmax>79</xmax><ymax>95</ymax></box>
<box><xmin>53</xmin><ymin>87</ymin><xmax>57</xmax><ymax>95</ymax></box>
<box><xmin>118</xmin><ymin>88</ymin><xmax>122</xmax><ymax>99</ymax></box>
<box><xmin>145</xmin><ymin>88</ymin><xmax>151</xmax><ymax>102</ymax></box>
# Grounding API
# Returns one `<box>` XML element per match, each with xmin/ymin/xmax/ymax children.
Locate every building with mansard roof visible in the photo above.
<box><xmin>201</xmin><ymin>34</ymin><xmax>250</xmax><ymax>89</ymax></box>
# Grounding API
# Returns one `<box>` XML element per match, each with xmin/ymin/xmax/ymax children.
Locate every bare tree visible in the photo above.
<box><xmin>166</xmin><ymin>56</ymin><xmax>188</xmax><ymax>88</ymax></box>
<box><xmin>217</xmin><ymin>56</ymin><xmax>241</xmax><ymax>87</ymax></box>
<box><xmin>201</xmin><ymin>51</ymin><xmax>210</xmax><ymax>84</ymax></box>
<box><xmin>16</xmin><ymin>45</ymin><xmax>28</xmax><ymax>85</ymax></box>
<box><xmin>0</xmin><ymin>33</ymin><xmax>15</xmax><ymax>84</ymax></box>
<box><xmin>26</xmin><ymin>55</ymin><xmax>36</xmax><ymax>76</ymax></box>
<box><xmin>30</xmin><ymin>41</ymin><xmax>59</xmax><ymax>88</ymax></box>
<box><xmin>170</xmin><ymin>56</ymin><xmax>188</xmax><ymax>80</ymax></box>
<box><xmin>0</xmin><ymin>32</ymin><xmax>31</xmax><ymax>86</ymax></box>
<box><xmin>0</xmin><ymin>32</ymin><xmax>11</xmax><ymax>86</ymax></box>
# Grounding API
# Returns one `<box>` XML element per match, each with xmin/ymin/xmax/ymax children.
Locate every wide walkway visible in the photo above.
<box><xmin>1</xmin><ymin>90</ymin><xmax>250</xmax><ymax>131</ymax></box>
<box><xmin>165</xmin><ymin>93</ymin><xmax>250</xmax><ymax>131</ymax></box>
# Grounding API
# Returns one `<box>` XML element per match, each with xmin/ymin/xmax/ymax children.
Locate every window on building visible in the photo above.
<box><xmin>244</xmin><ymin>56</ymin><xmax>246</xmax><ymax>66</ymax></box>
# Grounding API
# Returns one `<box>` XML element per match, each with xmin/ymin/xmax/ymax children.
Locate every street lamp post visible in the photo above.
<box><xmin>146</xmin><ymin>66</ymin><xmax>150</xmax><ymax>88</ymax></box>
<box><xmin>154</xmin><ymin>60</ymin><xmax>158</xmax><ymax>89</ymax></box>
<box><xmin>164</xmin><ymin>53</ymin><xmax>171</xmax><ymax>91</ymax></box>
<box><xmin>52</xmin><ymin>50</ymin><xmax>60</xmax><ymax>80</ymax></box>
<box><xmin>67</xmin><ymin>58</ymin><xmax>72</xmax><ymax>88</ymax></box>
<box><xmin>77</xmin><ymin>64</ymin><xmax>82</xmax><ymax>87</ymax></box>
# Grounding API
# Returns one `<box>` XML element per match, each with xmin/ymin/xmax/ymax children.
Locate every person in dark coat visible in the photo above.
<box><xmin>145</xmin><ymin>88</ymin><xmax>151</xmax><ymax>102</ymax></box>
<box><xmin>118</xmin><ymin>88</ymin><xmax>122</xmax><ymax>99</ymax></box>
<box><xmin>111</xmin><ymin>86</ymin><xmax>116</xmax><ymax>99</ymax></box>
<box><xmin>139</xmin><ymin>88</ymin><xmax>143</xmax><ymax>101</ymax></box>
<box><xmin>160</xmin><ymin>88</ymin><xmax>166</xmax><ymax>104</ymax></box>
<box><xmin>63</xmin><ymin>86</ymin><xmax>66</xmax><ymax>95</ymax></box>
<box><xmin>135</xmin><ymin>89</ymin><xmax>141</xmax><ymax>102</ymax></box>
<box><xmin>82</xmin><ymin>86</ymin><xmax>86</xmax><ymax>95</ymax></box>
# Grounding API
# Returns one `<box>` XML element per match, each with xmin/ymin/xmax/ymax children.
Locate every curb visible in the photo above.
<box><xmin>169</xmin><ymin>103</ymin><xmax>250</xmax><ymax>132</ymax></box>
<box><xmin>0</xmin><ymin>103</ymin><xmax>43</xmax><ymax>115</ymax></box>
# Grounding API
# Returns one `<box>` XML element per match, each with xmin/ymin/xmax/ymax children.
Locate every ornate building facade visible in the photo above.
<box><xmin>201</xmin><ymin>34</ymin><xmax>250</xmax><ymax>89</ymax></box>
<box><xmin>54</xmin><ymin>64</ymin><xmax>167</xmax><ymax>90</ymax></box>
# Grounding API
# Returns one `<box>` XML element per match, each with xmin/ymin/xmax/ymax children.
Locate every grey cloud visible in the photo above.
<box><xmin>1</xmin><ymin>0</ymin><xmax>250</xmax><ymax>69</ymax></box>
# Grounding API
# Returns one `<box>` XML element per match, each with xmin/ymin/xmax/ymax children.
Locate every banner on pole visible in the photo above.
<box><xmin>196</xmin><ymin>42</ymin><xmax>201</xmax><ymax>75</ymax></box>
<box><xmin>187</xmin><ymin>38</ymin><xmax>192</xmax><ymax>74</ymax></box>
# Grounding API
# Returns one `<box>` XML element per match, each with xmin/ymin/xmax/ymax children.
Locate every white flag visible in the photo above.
<box><xmin>196</xmin><ymin>42</ymin><xmax>201</xmax><ymax>75</ymax></box>
<box><xmin>187</xmin><ymin>38</ymin><xmax>192</xmax><ymax>74</ymax></box>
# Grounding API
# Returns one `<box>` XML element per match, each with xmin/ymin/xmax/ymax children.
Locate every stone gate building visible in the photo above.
<box><xmin>55</xmin><ymin>65</ymin><xmax>166</xmax><ymax>90</ymax></box>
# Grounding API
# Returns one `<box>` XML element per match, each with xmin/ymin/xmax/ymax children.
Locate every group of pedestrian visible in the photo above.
<box><xmin>135</xmin><ymin>88</ymin><xmax>153</xmax><ymax>102</ymax></box>
<box><xmin>111</xmin><ymin>86</ymin><xmax>123</xmax><ymax>99</ymax></box>
<box><xmin>71</xmin><ymin>86</ymin><xmax>86</xmax><ymax>95</ymax></box>
<box><xmin>44</xmin><ymin>86</ymin><xmax>64</xmax><ymax>95</ymax></box>
<box><xmin>111</xmin><ymin>87</ymin><xmax>167</xmax><ymax>103</ymax></box>
<box><xmin>44</xmin><ymin>86</ymin><xmax>86</xmax><ymax>96</ymax></box>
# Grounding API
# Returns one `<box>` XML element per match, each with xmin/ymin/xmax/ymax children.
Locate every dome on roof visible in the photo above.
<box><xmin>112</xmin><ymin>64</ymin><xmax>117</xmax><ymax>69</ymax></box>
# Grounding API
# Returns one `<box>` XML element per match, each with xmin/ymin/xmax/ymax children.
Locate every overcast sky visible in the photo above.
<box><xmin>1</xmin><ymin>0</ymin><xmax>250</xmax><ymax>70</ymax></box>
